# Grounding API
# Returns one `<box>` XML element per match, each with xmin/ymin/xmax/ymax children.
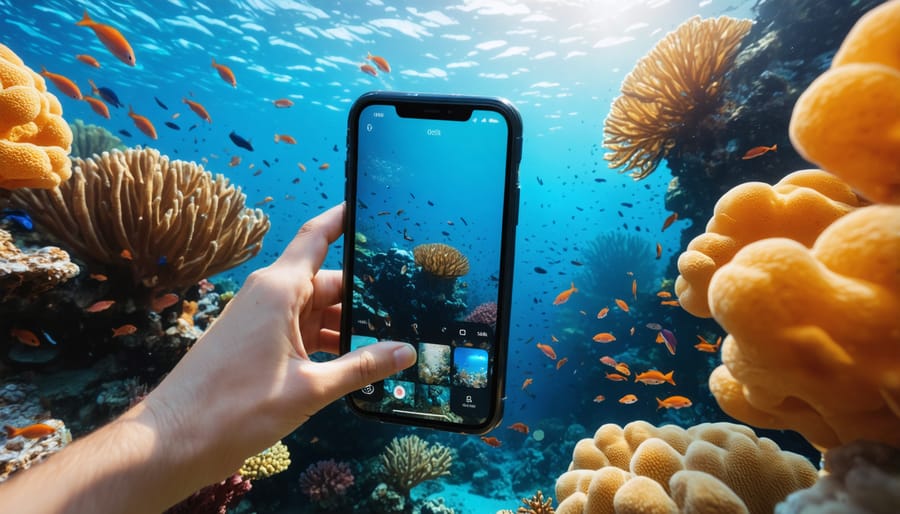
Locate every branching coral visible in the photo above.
<box><xmin>0</xmin><ymin>228</ymin><xmax>79</xmax><ymax>300</ymax></box>
<box><xmin>238</xmin><ymin>440</ymin><xmax>290</xmax><ymax>480</ymax></box>
<box><xmin>298</xmin><ymin>459</ymin><xmax>354</xmax><ymax>509</ymax></box>
<box><xmin>9</xmin><ymin>147</ymin><xmax>270</xmax><ymax>290</ymax></box>
<box><xmin>0</xmin><ymin>43</ymin><xmax>72</xmax><ymax>189</ymax></box>
<box><xmin>69</xmin><ymin>118</ymin><xmax>124</xmax><ymax>159</ymax></box>
<box><xmin>603</xmin><ymin>16</ymin><xmax>753</xmax><ymax>179</ymax></box>
<box><xmin>675</xmin><ymin>169</ymin><xmax>863</xmax><ymax>317</ymax></box>
<box><xmin>789</xmin><ymin>0</ymin><xmax>900</xmax><ymax>204</ymax></box>
<box><xmin>413</xmin><ymin>243</ymin><xmax>470</xmax><ymax>278</ymax></box>
<box><xmin>518</xmin><ymin>490</ymin><xmax>555</xmax><ymax>513</ymax></box>
<box><xmin>555</xmin><ymin>421</ymin><xmax>817</xmax><ymax>514</ymax></box>
<box><xmin>379</xmin><ymin>434</ymin><xmax>453</xmax><ymax>499</ymax></box>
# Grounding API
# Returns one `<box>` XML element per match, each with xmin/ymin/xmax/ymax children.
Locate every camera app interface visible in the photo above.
<box><xmin>349</xmin><ymin>104</ymin><xmax>510</xmax><ymax>426</ymax></box>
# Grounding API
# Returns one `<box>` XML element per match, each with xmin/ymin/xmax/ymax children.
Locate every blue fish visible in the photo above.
<box><xmin>90</xmin><ymin>80</ymin><xmax>122</xmax><ymax>108</ymax></box>
<box><xmin>1</xmin><ymin>209</ymin><xmax>33</xmax><ymax>231</ymax></box>
<box><xmin>229</xmin><ymin>130</ymin><xmax>254</xmax><ymax>151</ymax></box>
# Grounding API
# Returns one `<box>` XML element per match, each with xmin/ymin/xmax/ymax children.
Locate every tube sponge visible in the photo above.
<box><xmin>708</xmin><ymin>204</ymin><xmax>900</xmax><ymax>450</ymax></box>
<box><xmin>0</xmin><ymin>44</ymin><xmax>72</xmax><ymax>189</ymax></box>
<box><xmin>789</xmin><ymin>0</ymin><xmax>900</xmax><ymax>204</ymax></box>
<box><xmin>675</xmin><ymin>169</ymin><xmax>863</xmax><ymax>317</ymax></box>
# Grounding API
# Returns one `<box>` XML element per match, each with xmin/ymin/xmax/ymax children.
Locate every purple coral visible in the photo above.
<box><xmin>299</xmin><ymin>459</ymin><xmax>355</xmax><ymax>508</ymax></box>
<box><xmin>464</xmin><ymin>302</ymin><xmax>497</xmax><ymax>328</ymax></box>
<box><xmin>164</xmin><ymin>473</ymin><xmax>251</xmax><ymax>514</ymax></box>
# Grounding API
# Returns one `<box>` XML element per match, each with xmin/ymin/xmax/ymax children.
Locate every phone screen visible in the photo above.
<box><xmin>343</xmin><ymin>94</ymin><xmax>520</xmax><ymax>432</ymax></box>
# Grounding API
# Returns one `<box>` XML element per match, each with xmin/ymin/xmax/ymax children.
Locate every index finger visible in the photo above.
<box><xmin>277</xmin><ymin>203</ymin><xmax>345</xmax><ymax>274</ymax></box>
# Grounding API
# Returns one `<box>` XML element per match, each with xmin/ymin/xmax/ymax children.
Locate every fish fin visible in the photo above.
<box><xmin>666</xmin><ymin>371</ymin><xmax>675</xmax><ymax>386</ymax></box>
<box><xmin>656</xmin><ymin>397</ymin><xmax>663</xmax><ymax>410</ymax></box>
<box><xmin>772</xmin><ymin>144</ymin><xmax>778</xmax><ymax>152</ymax></box>
<box><xmin>76</xmin><ymin>10</ymin><xmax>93</xmax><ymax>26</ymax></box>
<box><xmin>3</xmin><ymin>425</ymin><xmax>18</xmax><ymax>438</ymax></box>
<box><xmin>211</xmin><ymin>57</ymin><xmax>216</xmax><ymax>67</ymax></box>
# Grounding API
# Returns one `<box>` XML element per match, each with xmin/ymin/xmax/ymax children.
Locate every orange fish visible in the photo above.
<box><xmin>508</xmin><ymin>422</ymin><xmax>529</xmax><ymax>434</ymax></box>
<box><xmin>694</xmin><ymin>335</ymin><xmax>722</xmax><ymax>353</ymax></box>
<box><xmin>211</xmin><ymin>58</ymin><xmax>236</xmax><ymax>87</ymax></box>
<box><xmin>631</xmin><ymin>279</ymin><xmax>637</xmax><ymax>300</ymax></box>
<box><xmin>550</xmin><ymin>335</ymin><xmax>559</xmax><ymax>343</ymax></box>
<box><xmin>553</xmin><ymin>282</ymin><xmax>577</xmax><ymax>305</ymax></box>
<box><xmin>75</xmin><ymin>54</ymin><xmax>100</xmax><ymax>67</ymax></box>
<box><xmin>596</xmin><ymin>307</ymin><xmax>609</xmax><ymax>319</ymax></box>
<box><xmin>85</xmin><ymin>300</ymin><xmax>115</xmax><ymax>313</ymax></box>
<box><xmin>556</xmin><ymin>357</ymin><xmax>569</xmax><ymax>370</ymax></box>
<box><xmin>39</xmin><ymin>67</ymin><xmax>82</xmax><ymax>99</ymax></box>
<box><xmin>656</xmin><ymin>242</ymin><xmax>662</xmax><ymax>260</ymax></box>
<box><xmin>536</xmin><ymin>342</ymin><xmax>557</xmax><ymax>360</ymax></box>
<box><xmin>111</xmin><ymin>324</ymin><xmax>138</xmax><ymax>337</ymax></box>
<box><xmin>480</xmin><ymin>436</ymin><xmax>502</xmax><ymax>447</ymax></box>
<box><xmin>273</xmin><ymin>98</ymin><xmax>294</xmax><ymax>108</ymax></box>
<box><xmin>83</xmin><ymin>96</ymin><xmax>110</xmax><ymax>119</ymax></box>
<box><xmin>367</xmin><ymin>52</ymin><xmax>391</xmax><ymax>73</ymax></box>
<box><xmin>614</xmin><ymin>298</ymin><xmax>629</xmax><ymax>312</ymax></box>
<box><xmin>605</xmin><ymin>372</ymin><xmax>628</xmax><ymax>382</ymax></box>
<box><xmin>656</xmin><ymin>291</ymin><xmax>672</xmax><ymax>298</ymax></box>
<box><xmin>120</xmin><ymin>248</ymin><xmax>133</xmax><ymax>260</ymax></box>
<box><xmin>599</xmin><ymin>356</ymin><xmax>617</xmax><ymax>368</ymax></box>
<box><xmin>229</xmin><ymin>156</ymin><xmax>241</xmax><ymax>167</ymax></box>
<box><xmin>592</xmin><ymin>395</ymin><xmax>606</xmax><ymax>403</ymax></box>
<box><xmin>661</xmin><ymin>212</ymin><xmax>678</xmax><ymax>232</ymax></box>
<box><xmin>182</xmin><ymin>98</ymin><xmax>211</xmax><ymax>123</ymax></box>
<box><xmin>592</xmin><ymin>332</ymin><xmax>616</xmax><ymax>343</ymax></box>
<box><xmin>660</xmin><ymin>300</ymin><xmax>680</xmax><ymax>307</ymax></box>
<box><xmin>635</xmin><ymin>370</ymin><xmax>676</xmax><ymax>386</ymax></box>
<box><xmin>274</xmin><ymin>134</ymin><xmax>297</xmax><ymax>144</ymax></box>
<box><xmin>10</xmin><ymin>328</ymin><xmax>40</xmax><ymax>347</ymax></box>
<box><xmin>318</xmin><ymin>163</ymin><xmax>330</xmax><ymax>170</ymax></box>
<box><xmin>4</xmin><ymin>423</ymin><xmax>56</xmax><ymax>439</ymax></box>
<box><xmin>127</xmin><ymin>105</ymin><xmax>157</xmax><ymax>139</ymax></box>
<box><xmin>89</xmin><ymin>273</ymin><xmax>108</xmax><ymax>281</ymax></box>
<box><xmin>614</xmin><ymin>363</ymin><xmax>631</xmax><ymax>376</ymax></box>
<box><xmin>76</xmin><ymin>10</ymin><xmax>135</xmax><ymax>66</ymax></box>
<box><xmin>360</xmin><ymin>63</ymin><xmax>377</xmax><ymax>76</ymax></box>
<box><xmin>151</xmin><ymin>292</ymin><xmax>180</xmax><ymax>312</ymax></box>
<box><xmin>618</xmin><ymin>394</ymin><xmax>638</xmax><ymax>404</ymax></box>
<box><xmin>255</xmin><ymin>196</ymin><xmax>274</xmax><ymax>207</ymax></box>
<box><xmin>656</xmin><ymin>395</ymin><xmax>692</xmax><ymax>410</ymax></box>
<box><xmin>742</xmin><ymin>144</ymin><xmax>777</xmax><ymax>160</ymax></box>
<box><xmin>521</xmin><ymin>378</ymin><xmax>533</xmax><ymax>390</ymax></box>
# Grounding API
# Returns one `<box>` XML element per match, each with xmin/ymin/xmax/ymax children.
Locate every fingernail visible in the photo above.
<box><xmin>392</xmin><ymin>343</ymin><xmax>417</xmax><ymax>369</ymax></box>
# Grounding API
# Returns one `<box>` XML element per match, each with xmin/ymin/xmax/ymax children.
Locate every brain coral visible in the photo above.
<box><xmin>555</xmin><ymin>421</ymin><xmax>817</xmax><ymax>514</ymax></box>
<box><xmin>238</xmin><ymin>440</ymin><xmax>290</xmax><ymax>480</ymax></box>
<box><xmin>789</xmin><ymin>0</ymin><xmax>900</xmax><ymax>204</ymax></box>
<box><xmin>0</xmin><ymin>44</ymin><xmax>72</xmax><ymax>189</ymax></box>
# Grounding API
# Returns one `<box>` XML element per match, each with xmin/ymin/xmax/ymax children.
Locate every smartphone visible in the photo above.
<box><xmin>341</xmin><ymin>92</ymin><xmax>522</xmax><ymax>434</ymax></box>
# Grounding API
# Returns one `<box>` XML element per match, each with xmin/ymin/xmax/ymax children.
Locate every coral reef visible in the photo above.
<box><xmin>0</xmin><ymin>43</ymin><xmax>72</xmax><ymax>189</ymax></box>
<box><xmin>379</xmin><ymin>434</ymin><xmax>453</xmax><ymax>499</ymax></box>
<box><xmin>0</xmin><ymin>227</ymin><xmax>79</xmax><ymax>300</ymax></box>
<box><xmin>164</xmin><ymin>473</ymin><xmax>252</xmax><ymax>514</ymax></box>
<box><xmin>413</xmin><ymin>243</ymin><xmax>470</xmax><ymax>278</ymax></box>
<box><xmin>9</xmin><ymin>147</ymin><xmax>270</xmax><ymax>290</ymax></box>
<box><xmin>68</xmin><ymin>119</ymin><xmax>124</xmax><ymax>159</ymax></box>
<box><xmin>674</xmin><ymin>169</ymin><xmax>862</xmax><ymax>317</ymax></box>
<box><xmin>464</xmin><ymin>301</ymin><xmax>497</xmax><ymax>328</ymax></box>
<box><xmin>518</xmin><ymin>490</ymin><xmax>555</xmax><ymax>513</ymax></box>
<box><xmin>0</xmin><ymin>383</ymin><xmax>72</xmax><ymax>483</ymax></box>
<box><xmin>298</xmin><ymin>459</ymin><xmax>355</xmax><ymax>510</ymax></box>
<box><xmin>603</xmin><ymin>16</ymin><xmax>752</xmax><ymax>179</ymax></box>
<box><xmin>576</xmin><ymin>231</ymin><xmax>656</xmax><ymax>302</ymax></box>
<box><xmin>554</xmin><ymin>421</ymin><xmax>817</xmax><ymax>514</ymax></box>
<box><xmin>415</xmin><ymin>497</ymin><xmax>456</xmax><ymax>514</ymax></box>
<box><xmin>789</xmin><ymin>0</ymin><xmax>900</xmax><ymax>204</ymax></box>
<box><xmin>370</xmin><ymin>482</ymin><xmax>406</xmax><ymax>513</ymax></box>
<box><xmin>238</xmin><ymin>440</ymin><xmax>291</xmax><ymax>480</ymax></box>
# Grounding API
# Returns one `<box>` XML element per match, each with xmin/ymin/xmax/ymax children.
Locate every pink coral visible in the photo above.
<box><xmin>164</xmin><ymin>473</ymin><xmax>251</xmax><ymax>514</ymax></box>
<box><xmin>464</xmin><ymin>301</ymin><xmax>497</xmax><ymax>328</ymax></box>
<box><xmin>299</xmin><ymin>459</ymin><xmax>354</xmax><ymax>508</ymax></box>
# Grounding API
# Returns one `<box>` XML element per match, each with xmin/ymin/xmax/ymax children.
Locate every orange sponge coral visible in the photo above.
<box><xmin>789</xmin><ymin>0</ymin><xmax>900</xmax><ymax>204</ymax></box>
<box><xmin>0</xmin><ymin>44</ymin><xmax>72</xmax><ymax>189</ymax></box>
<box><xmin>675</xmin><ymin>169</ymin><xmax>862</xmax><ymax>317</ymax></box>
<box><xmin>708</xmin><ymin>204</ymin><xmax>900</xmax><ymax>450</ymax></box>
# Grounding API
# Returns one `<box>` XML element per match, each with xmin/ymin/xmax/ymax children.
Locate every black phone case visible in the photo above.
<box><xmin>341</xmin><ymin>91</ymin><xmax>522</xmax><ymax>434</ymax></box>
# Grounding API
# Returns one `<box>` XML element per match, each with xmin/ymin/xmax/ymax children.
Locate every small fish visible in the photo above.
<box><xmin>656</xmin><ymin>242</ymin><xmax>662</xmax><ymax>259</ymax></box>
<box><xmin>536</xmin><ymin>342</ymin><xmax>557</xmax><ymax>360</ymax></box>
<box><xmin>318</xmin><ymin>163</ymin><xmax>330</xmax><ymax>170</ymax></box>
<box><xmin>634</xmin><ymin>370</ymin><xmax>675</xmax><ymax>386</ymax></box>
<box><xmin>297</xmin><ymin>162</ymin><xmax>307</xmax><ymax>172</ymax></box>
<box><xmin>605</xmin><ymin>372</ymin><xmax>628</xmax><ymax>382</ymax></box>
<box><xmin>274</xmin><ymin>134</ymin><xmax>297</xmax><ymax>144</ymax></box>
<box><xmin>645</xmin><ymin>322</ymin><xmax>662</xmax><ymax>331</ymax></box>
<box><xmin>255</xmin><ymin>196</ymin><xmax>274</xmax><ymax>207</ymax></box>
<box><xmin>660</xmin><ymin>329</ymin><xmax>677</xmax><ymax>355</ymax></box>
<box><xmin>76</xmin><ymin>10</ymin><xmax>135</xmax><ymax>66</ymax></box>
<box><xmin>1</xmin><ymin>209</ymin><xmax>34</xmax><ymax>231</ymax></box>
<box><xmin>656</xmin><ymin>395</ymin><xmax>692</xmax><ymax>410</ymax></box>
<box><xmin>550</xmin><ymin>335</ymin><xmax>559</xmax><ymax>343</ymax></box>
<box><xmin>614</xmin><ymin>362</ymin><xmax>631</xmax><ymax>376</ymax></box>
<box><xmin>39</xmin><ymin>67</ymin><xmax>82</xmax><ymax>99</ymax></box>
<box><xmin>741</xmin><ymin>144</ymin><xmax>777</xmax><ymax>160</ymax></box>
<box><xmin>632</xmin><ymin>279</ymin><xmax>637</xmax><ymax>300</ymax></box>
<box><xmin>508</xmin><ymin>422</ymin><xmax>529</xmax><ymax>434</ymax></box>
<box><xmin>629</xmin><ymin>326</ymin><xmax>635</xmax><ymax>336</ymax></box>
<box><xmin>614</xmin><ymin>298</ymin><xmax>629</xmax><ymax>312</ymax></box>
<box><xmin>367</xmin><ymin>52</ymin><xmax>391</xmax><ymax>73</ymax></box>
<box><xmin>164</xmin><ymin>121</ymin><xmax>180</xmax><ymax>130</ymax></box>
<box><xmin>556</xmin><ymin>357</ymin><xmax>568</xmax><ymax>370</ymax></box>
<box><xmin>592</xmin><ymin>332</ymin><xmax>616</xmax><ymax>343</ymax></box>
<box><xmin>660</xmin><ymin>300</ymin><xmax>680</xmax><ymax>307</ymax></box>
<box><xmin>119</xmin><ymin>129</ymin><xmax>132</xmax><ymax>137</ymax></box>
<box><xmin>111</xmin><ymin>324</ymin><xmax>138</xmax><ymax>337</ymax></box>
<box><xmin>85</xmin><ymin>300</ymin><xmax>115</xmax><ymax>313</ymax></box>
<box><xmin>480</xmin><ymin>436</ymin><xmax>502</xmax><ymax>447</ymax></box>
<box><xmin>360</xmin><ymin>63</ymin><xmax>377</xmax><ymax>76</ymax></box>
<box><xmin>273</xmin><ymin>98</ymin><xmax>294</xmax><ymax>108</ymax></box>
<box><xmin>661</xmin><ymin>212</ymin><xmax>678</xmax><ymax>232</ymax></box>
<box><xmin>599</xmin><ymin>356</ymin><xmax>617</xmax><ymax>367</ymax></box>
<box><xmin>75</xmin><ymin>54</ymin><xmax>100</xmax><ymax>67</ymax></box>
<box><xmin>618</xmin><ymin>394</ymin><xmax>638</xmax><ymax>404</ymax></box>
<box><xmin>4</xmin><ymin>423</ymin><xmax>56</xmax><ymax>439</ymax></box>
<box><xmin>211</xmin><ymin>57</ymin><xmax>236</xmax><ymax>87</ymax></box>
<box><xmin>88</xmin><ymin>79</ymin><xmax>122</xmax><ymax>108</ymax></box>
<box><xmin>656</xmin><ymin>291</ymin><xmax>672</xmax><ymax>298</ymax></box>
<box><xmin>183</xmin><ymin>98</ymin><xmax>211</xmax><ymax>123</ymax></box>
<box><xmin>694</xmin><ymin>335</ymin><xmax>722</xmax><ymax>353</ymax></box>
<box><xmin>83</xmin><ymin>96</ymin><xmax>110</xmax><ymax>119</ymax></box>
<box><xmin>553</xmin><ymin>282</ymin><xmax>577</xmax><ymax>305</ymax></box>
<box><xmin>172</xmin><ymin>112</ymin><xmax>181</xmax><ymax>119</ymax></box>
<box><xmin>120</xmin><ymin>248</ymin><xmax>133</xmax><ymax>260</ymax></box>
<box><xmin>128</xmin><ymin>105</ymin><xmax>157</xmax><ymax>139</ymax></box>
<box><xmin>533</xmin><ymin>266</ymin><xmax>547</xmax><ymax>274</ymax></box>
<box><xmin>596</xmin><ymin>307</ymin><xmax>609</xmax><ymax>319</ymax></box>
<box><xmin>592</xmin><ymin>395</ymin><xmax>606</xmax><ymax>403</ymax></box>
<box><xmin>10</xmin><ymin>328</ymin><xmax>40</xmax><ymax>347</ymax></box>
<box><xmin>151</xmin><ymin>292</ymin><xmax>179</xmax><ymax>312</ymax></box>
<box><xmin>154</xmin><ymin>96</ymin><xmax>168</xmax><ymax>109</ymax></box>
<box><xmin>89</xmin><ymin>273</ymin><xmax>108</xmax><ymax>281</ymax></box>
<box><xmin>229</xmin><ymin>131</ymin><xmax>254</xmax><ymax>151</ymax></box>
<box><xmin>521</xmin><ymin>378</ymin><xmax>533</xmax><ymax>390</ymax></box>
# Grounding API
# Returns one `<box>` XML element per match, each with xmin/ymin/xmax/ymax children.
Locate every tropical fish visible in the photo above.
<box><xmin>318</xmin><ymin>163</ymin><xmax>330</xmax><ymax>170</ymax></box>
<box><xmin>521</xmin><ymin>378</ymin><xmax>533</xmax><ymax>390</ymax></box>
<box><xmin>656</xmin><ymin>395</ymin><xmax>692</xmax><ymax>410</ymax></box>
<box><xmin>367</xmin><ymin>52</ymin><xmax>391</xmax><ymax>73</ymax></box>
<box><xmin>118</xmin><ymin>129</ymin><xmax>132</xmax><ymax>137</ymax></box>
<box><xmin>660</xmin><ymin>300</ymin><xmax>680</xmax><ymax>307</ymax></box>
<box><xmin>618</xmin><ymin>394</ymin><xmax>638</xmax><ymax>404</ymax></box>
<box><xmin>553</xmin><ymin>282</ymin><xmax>577</xmax><ymax>305</ymax></box>
<box><xmin>273</xmin><ymin>98</ymin><xmax>294</xmax><ymax>108</ymax></box>
<box><xmin>120</xmin><ymin>249</ymin><xmax>133</xmax><ymax>260</ymax></box>
<box><xmin>742</xmin><ymin>144</ymin><xmax>777</xmax><ymax>160</ymax></box>
<box><xmin>661</xmin><ymin>212</ymin><xmax>678</xmax><ymax>232</ymax></box>
<box><xmin>592</xmin><ymin>395</ymin><xmax>606</xmax><ymax>403</ymax></box>
<box><xmin>211</xmin><ymin>57</ymin><xmax>236</xmax><ymax>87</ymax></box>
<box><xmin>694</xmin><ymin>335</ymin><xmax>722</xmax><ymax>353</ymax></box>
<box><xmin>605</xmin><ymin>372</ymin><xmax>628</xmax><ymax>382</ymax></box>
<box><xmin>660</xmin><ymin>329</ymin><xmax>677</xmax><ymax>355</ymax></box>
<box><xmin>153</xmin><ymin>96</ymin><xmax>168</xmax><ymax>110</ymax></box>
<box><xmin>164</xmin><ymin>121</ymin><xmax>180</xmax><ymax>130</ymax></box>
<box><xmin>508</xmin><ymin>422</ymin><xmax>529</xmax><ymax>434</ymax></box>
<box><xmin>614</xmin><ymin>362</ymin><xmax>631</xmax><ymax>376</ymax></box>
<box><xmin>480</xmin><ymin>436</ymin><xmax>502</xmax><ymax>447</ymax></box>
<box><xmin>360</xmin><ymin>63</ymin><xmax>377</xmax><ymax>76</ymax></box>
<box><xmin>599</xmin><ymin>356</ymin><xmax>617</xmax><ymax>367</ymax></box>
<box><xmin>10</xmin><ymin>328</ymin><xmax>40</xmax><ymax>347</ymax></box>
<box><xmin>39</xmin><ymin>67</ymin><xmax>82</xmax><ymax>99</ymax></box>
<box><xmin>596</xmin><ymin>307</ymin><xmax>609</xmax><ymax>319</ymax></box>
<box><xmin>536</xmin><ymin>343</ymin><xmax>557</xmax><ymax>360</ymax></box>
<box><xmin>151</xmin><ymin>293</ymin><xmax>179</xmax><ymax>312</ymax></box>
<box><xmin>111</xmin><ymin>324</ymin><xmax>138</xmax><ymax>337</ymax></box>
<box><xmin>274</xmin><ymin>134</ymin><xmax>297</xmax><ymax>144</ymax></box>
<box><xmin>255</xmin><ymin>196</ymin><xmax>274</xmax><ymax>207</ymax></box>
<box><xmin>75</xmin><ymin>54</ymin><xmax>100</xmax><ymax>67</ymax></box>
<box><xmin>592</xmin><ymin>332</ymin><xmax>616</xmax><ymax>343</ymax></box>
<box><xmin>556</xmin><ymin>357</ymin><xmax>569</xmax><ymax>370</ymax></box>
<box><xmin>88</xmin><ymin>79</ymin><xmax>122</xmax><ymax>108</ymax></box>
<box><xmin>632</xmin><ymin>279</ymin><xmax>637</xmax><ymax>300</ymax></box>
<box><xmin>297</xmin><ymin>162</ymin><xmax>307</xmax><ymax>172</ymax></box>
<box><xmin>4</xmin><ymin>423</ymin><xmax>56</xmax><ymax>439</ymax></box>
<box><xmin>614</xmin><ymin>298</ymin><xmax>629</xmax><ymax>312</ymax></box>
<box><xmin>128</xmin><ymin>105</ymin><xmax>157</xmax><ymax>139</ymax></box>
<box><xmin>83</xmin><ymin>96</ymin><xmax>110</xmax><ymax>119</ymax></box>
<box><xmin>85</xmin><ymin>300</ymin><xmax>115</xmax><ymax>313</ymax></box>
<box><xmin>183</xmin><ymin>98</ymin><xmax>211</xmax><ymax>123</ymax></box>
<box><xmin>89</xmin><ymin>273</ymin><xmax>108</xmax><ymax>281</ymax></box>
<box><xmin>1</xmin><ymin>209</ymin><xmax>33</xmax><ymax>231</ymax></box>
<box><xmin>229</xmin><ymin>131</ymin><xmax>254</xmax><ymax>151</ymax></box>
<box><xmin>656</xmin><ymin>291</ymin><xmax>672</xmax><ymax>298</ymax></box>
<box><xmin>550</xmin><ymin>335</ymin><xmax>559</xmax><ymax>343</ymax></box>
<box><xmin>656</xmin><ymin>242</ymin><xmax>662</xmax><ymax>259</ymax></box>
<box><xmin>634</xmin><ymin>370</ymin><xmax>675</xmax><ymax>386</ymax></box>
<box><xmin>76</xmin><ymin>10</ymin><xmax>135</xmax><ymax>66</ymax></box>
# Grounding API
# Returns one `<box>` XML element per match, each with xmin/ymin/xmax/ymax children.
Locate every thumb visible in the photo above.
<box><xmin>312</xmin><ymin>341</ymin><xmax>417</xmax><ymax>399</ymax></box>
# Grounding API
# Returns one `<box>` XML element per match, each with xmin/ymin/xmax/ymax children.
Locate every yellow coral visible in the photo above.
<box><xmin>0</xmin><ymin>43</ymin><xmax>72</xmax><ymax>189</ymax></box>
<box><xmin>789</xmin><ymin>0</ymin><xmax>900</xmax><ymax>204</ymax></box>
<box><xmin>413</xmin><ymin>243</ymin><xmax>470</xmax><ymax>278</ymax></box>
<box><xmin>675</xmin><ymin>169</ymin><xmax>862</xmax><ymax>317</ymax></box>
<box><xmin>238</xmin><ymin>440</ymin><xmax>290</xmax><ymax>480</ymax></box>
<box><xmin>708</xmin><ymin>204</ymin><xmax>900</xmax><ymax>449</ymax></box>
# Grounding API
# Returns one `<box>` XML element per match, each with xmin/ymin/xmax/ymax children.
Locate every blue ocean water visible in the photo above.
<box><xmin>4</xmin><ymin>0</ymin><xmax>826</xmax><ymax>512</ymax></box>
